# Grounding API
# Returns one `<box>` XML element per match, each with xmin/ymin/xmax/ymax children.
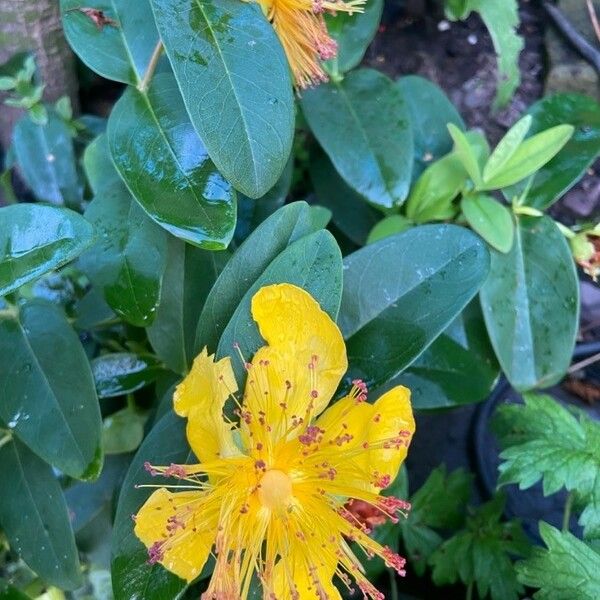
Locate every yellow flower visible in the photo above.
<box><xmin>134</xmin><ymin>283</ymin><xmax>415</xmax><ymax>599</ymax></box>
<box><xmin>254</xmin><ymin>0</ymin><xmax>366</xmax><ymax>88</ymax></box>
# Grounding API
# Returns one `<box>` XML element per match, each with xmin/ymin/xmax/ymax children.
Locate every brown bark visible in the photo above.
<box><xmin>0</xmin><ymin>0</ymin><xmax>79</xmax><ymax>151</ymax></box>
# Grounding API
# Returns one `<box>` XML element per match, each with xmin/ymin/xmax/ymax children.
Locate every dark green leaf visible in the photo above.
<box><xmin>148</xmin><ymin>237</ymin><xmax>229</xmax><ymax>375</ymax></box>
<box><xmin>429</xmin><ymin>494</ymin><xmax>530</xmax><ymax>600</ymax></box>
<box><xmin>461</xmin><ymin>194</ymin><xmax>514</xmax><ymax>253</ymax></box>
<box><xmin>0</xmin><ymin>300</ymin><xmax>102</xmax><ymax>480</ymax></box>
<box><xmin>83</xmin><ymin>133</ymin><xmax>120</xmax><ymax>194</ymax></box>
<box><xmin>111</xmin><ymin>412</ymin><xmax>193</xmax><ymax>600</ymax></box>
<box><xmin>397</xmin><ymin>76</ymin><xmax>465</xmax><ymax>179</ymax></box>
<box><xmin>0</xmin><ymin>579</ymin><xmax>30</xmax><ymax>599</ymax></box>
<box><xmin>391</xmin><ymin>301</ymin><xmax>499</xmax><ymax>409</ymax></box>
<box><xmin>324</xmin><ymin>0</ymin><xmax>383</xmax><ymax>73</ymax></box>
<box><xmin>0</xmin><ymin>438</ymin><xmax>82</xmax><ymax>590</ymax></box>
<box><xmin>301</xmin><ymin>68</ymin><xmax>413</xmax><ymax>208</ymax></box>
<box><xmin>74</xmin><ymin>287</ymin><xmax>117</xmax><ymax>330</ymax></box>
<box><xmin>493</xmin><ymin>393</ymin><xmax>600</xmax><ymax>539</ymax></box>
<box><xmin>11</xmin><ymin>112</ymin><xmax>81</xmax><ymax>206</ymax></box>
<box><xmin>151</xmin><ymin>0</ymin><xmax>294</xmax><ymax>198</ymax></box>
<box><xmin>108</xmin><ymin>73</ymin><xmax>237</xmax><ymax>249</ymax></box>
<box><xmin>79</xmin><ymin>182</ymin><xmax>168</xmax><ymax>326</ymax></box>
<box><xmin>516</xmin><ymin>522</ymin><xmax>600</xmax><ymax>600</ymax></box>
<box><xmin>216</xmin><ymin>230</ymin><xmax>343</xmax><ymax>382</ymax></box>
<box><xmin>523</xmin><ymin>94</ymin><xmax>600</xmax><ymax>210</ymax></box>
<box><xmin>195</xmin><ymin>202</ymin><xmax>321</xmax><ymax>354</ymax></box>
<box><xmin>480</xmin><ymin>216</ymin><xmax>579</xmax><ymax>391</ymax></box>
<box><xmin>92</xmin><ymin>353</ymin><xmax>163</xmax><ymax>398</ymax></box>
<box><xmin>60</xmin><ymin>0</ymin><xmax>161</xmax><ymax>85</ymax></box>
<box><xmin>103</xmin><ymin>408</ymin><xmax>148</xmax><ymax>454</ymax></box>
<box><xmin>340</xmin><ymin>225</ymin><xmax>489</xmax><ymax>388</ymax></box>
<box><xmin>0</xmin><ymin>204</ymin><xmax>94</xmax><ymax>297</ymax></box>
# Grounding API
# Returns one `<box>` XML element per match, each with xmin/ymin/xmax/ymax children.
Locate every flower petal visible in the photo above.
<box><xmin>244</xmin><ymin>284</ymin><xmax>346</xmax><ymax>444</ymax></box>
<box><xmin>134</xmin><ymin>488</ymin><xmax>215</xmax><ymax>583</ymax></box>
<box><xmin>173</xmin><ymin>347</ymin><xmax>240</xmax><ymax>462</ymax></box>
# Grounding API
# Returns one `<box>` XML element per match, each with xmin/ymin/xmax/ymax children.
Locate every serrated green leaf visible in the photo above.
<box><xmin>448</xmin><ymin>124</ymin><xmax>482</xmax><ymax>187</ymax></box>
<box><xmin>0</xmin><ymin>438</ymin><xmax>82</xmax><ymax>590</ymax></box>
<box><xmin>483</xmin><ymin>115</ymin><xmax>532</xmax><ymax>183</ymax></box>
<box><xmin>461</xmin><ymin>194</ymin><xmax>514</xmax><ymax>253</ymax></box>
<box><xmin>0</xmin><ymin>300</ymin><xmax>102</xmax><ymax>480</ymax></box>
<box><xmin>151</xmin><ymin>0</ymin><xmax>294</xmax><ymax>198</ymax></box>
<box><xmin>301</xmin><ymin>68</ymin><xmax>413</xmax><ymax>209</ymax></box>
<box><xmin>480</xmin><ymin>216</ymin><xmax>579</xmax><ymax>391</ymax></box>
<box><xmin>0</xmin><ymin>204</ymin><xmax>94</xmax><ymax>297</ymax></box>
<box><xmin>108</xmin><ymin>73</ymin><xmax>237</xmax><ymax>249</ymax></box>
<box><xmin>60</xmin><ymin>0</ymin><xmax>161</xmax><ymax>85</ymax></box>
<box><xmin>516</xmin><ymin>522</ymin><xmax>600</xmax><ymax>600</ymax></box>
<box><xmin>429</xmin><ymin>494</ymin><xmax>529</xmax><ymax>600</ymax></box>
<box><xmin>195</xmin><ymin>202</ymin><xmax>321</xmax><ymax>355</ymax></box>
<box><xmin>92</xmin><ymin>353</ymin><xmax>163</xmax><ymax>398</ymax></box>
<box><xmin>481</xmin><ymin>125</ymin><xmax>574</xmax><ymax>190</ymax></box>
<box><xmin>339</xmin><ymin>225</ymin><xmax>489</xmax><ymax>389</ymax></box>
<box><xmin>493</xmin><ymin>393</ymin><xmax>600</xmax><ymax>539</ymax></box>
<box><xmin>79</xmin><ymin>182</ymin><xmax>168</xmax><ymax>327</ymax></box>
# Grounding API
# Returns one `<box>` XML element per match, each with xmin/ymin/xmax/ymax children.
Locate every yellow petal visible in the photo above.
<box><xmin>173</xmin><ymin>347</ymin><xmax>240</xmax><ymax>462</ymax></box>
<box><xmin>134</xmin><ymin>488</ymin><xmax>215</xmax><ymax>583</ymax></box>
<box><xmin>244</xmin><ymin>284</ymin><xmax>347</xmax><ymax>444</ymax></box>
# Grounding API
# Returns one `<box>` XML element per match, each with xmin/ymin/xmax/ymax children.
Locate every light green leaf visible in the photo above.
<box><xmin>102</xmin><ymin>407</ymin><xmax>147</xmax><ymax>454</ymax></box>
<box><xmin>461</xmin><ymin>194</ymin><xmax>514</xmax><ymax>253</ymax></box>
<box><xmin>150</xmin><ymin>0</ymin><xmax>294</xmax><ymax>198</ymax></box>
<box><xmin>0</xmin><ymin>204</ymin><xmax>94</xmax><ymax>297</ymax></box>
<box><xmin>367</xmin><ymin>215</ymin><xmax>413</xmax><ymax>244</ymax></box>
<box><xmin>448</xmin><ymin>123</ymin><xmax>482</xmax><ymax>187</ymax></box>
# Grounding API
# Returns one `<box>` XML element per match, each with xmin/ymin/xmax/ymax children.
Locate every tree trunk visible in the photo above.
<box><xmin>0</xmin><ymin>0</ymin><xmax>79</xmax><ymax>151</ymax></box>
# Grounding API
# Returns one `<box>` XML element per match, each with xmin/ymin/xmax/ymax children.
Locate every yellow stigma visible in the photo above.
<box><xmin>258</xmin><ymin>469</ymin><xmax>293</xmax><ymax>510</ymax></box>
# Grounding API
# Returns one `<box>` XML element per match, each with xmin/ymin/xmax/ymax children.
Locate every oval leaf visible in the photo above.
<box><xmin>461</xmin><ymin>194</ymin><xmax>515</xmax><ymax>253</ymax></box>
<box><xmin>150</xmin><ymin>0</ymin><xmax>294</xmax><ymax>198</ymax></box>
<box><xmin>61</xmin><ymin>0</ymin><xmax>161</xmax><ymax>85</ymax></box>
<box><xmin>480</xmin><ymin>215</ymin><xmax>579</xmax><ymax>391</ymax></box>
<box><xmin>108</xmin><ymin>73</ymin><xmax>237</xmax><ymax>249</ymax></box>
<box><xmin>195</xmin><ymin>202</ymin><xmax>322</xmax><ymax>354</ymax></box>
<box><xmin>0</xmin><ymin>438</ymin><xmax>82</xmax><ymax>590</ymax></box>
<box><xmin>0</xmin><ymin>204</ymin><xmax>94</xmax><ymax>297</ymax></box>
<box><xmin>0</xmin><ymin>300</ymin><xmax>102</xmax><ymax>480</ymax></box>
<box><xmin>83</xmin><ymin>133</ymin><xmax>121</xmax><ymax>194</ymax></box>
<box><xmin>79</xmin><ymin>182</ymin><xmax>168</xmax><ymax>327</ymax></box>
<box><xmin>92</xmin><ymin>353</ymin><xmax>163</xmax><ymax>398</ymax></box>
<box><xmin>339</xmin><ymin>225</ymin><xmax>490</xmax><ymax>388</ymax></box>
<box><xmin>301</xmin><ymin>68</ymin><xmax>413</xmax><ymax>208</ymax></box>
<box><xmin>148</xmin><ymin>237</ymin><xmax>230</xmax><ymax>375</ymax></box>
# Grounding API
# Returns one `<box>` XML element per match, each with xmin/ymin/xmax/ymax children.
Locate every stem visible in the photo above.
<box><xmin>0</xmin><ymin>432</ymin><xmax>12</xmax><ymax>450</ymax></box>
<box><xmin>568</xmin><ymin>351</ymin><xmax>600</xmax><ymax>374</ymax></box>
<box><xmin>138</xmin><ymin>40</ymin><xmax>163</xmax><ymax>93</ymax></box>
<box><xmin>388</xmin><ymin>569</ymin><xmax>399</xmax><ymax>600</ymax></box>
<box><xmin>563</xmin><ymin>492</ymin><xmax>574</xmax><ymax>532</ymax></box>
<box><xmin>466</xmin><ymin>582</ymin><xmax>474</xmax><ymax>600</ymax></box>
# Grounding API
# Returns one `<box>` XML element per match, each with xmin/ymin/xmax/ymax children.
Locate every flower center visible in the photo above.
<box><xmin>258</xmin><ymin>469</ymin><xmax>293</xmax><ymax>510</ymax></box>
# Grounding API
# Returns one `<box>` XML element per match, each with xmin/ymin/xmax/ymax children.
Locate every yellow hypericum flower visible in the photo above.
<box><xmin>134</xmin><ymin>283</ymin><xmax>415</xmax><ymax>599</ymax></box>
<box><xmin>254</xmin><ymin>0</ymin><xmax>366</xmax><ymax>88</ymax></box>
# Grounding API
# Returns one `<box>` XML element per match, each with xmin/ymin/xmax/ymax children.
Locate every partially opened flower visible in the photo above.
<box><xmin>254</xmin><ymin>0</ymin><xmax>366</xmax><ymax>88</ymax></box>
<box><xmin>134</xmin><ymin>283</ymin><xmax>415</xmax><ymax>599</ymax></box>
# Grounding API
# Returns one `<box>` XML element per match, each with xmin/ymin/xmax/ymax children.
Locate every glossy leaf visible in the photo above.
<box><xmin>111</xmin><ymin>412</ymin><xmax>193</xmax><ymax>600</ymax></box>
<box><xmin>309</xmin><ymin>150</ymin><xmax>381</xmax><ymax>246</ymax></box>
<box><xmin>216</xmin><ymin>230</ymin><xmax>343</xmax><ymax>382</ymax></box>
<box><xmin>79</xmin><ymin>182</ymin><xmax>168</xmax><ymax>327</ymax></box>
<box><xmin>398</xmin><ymin>76</ymin><xmax>465</xmax><ymax>178</ymax></box>
<box><xmin>108</xmin><ymin>73</ymin><xmax>237</xmax><ymax>249</ymax></box>
<box><xmin>0</xmin><ymin>438</ymin><xmax>82</xmax><ymax>590</ymax></box>
<box><xmin>301</xmin><ymin>68</ymin><xmax>413</xmax><ymax>208</ymax></box>
<box><xmin>0</xmin><ymin>204</ymin><xmax>94</xmax><ymax>297</ymax></box>
<box><xmin>339</xmin><ymin>225</ymin><xmax>489</xmax><ymax>388</ymax></box>
<box><xmin>92</xmin><ymin>353</ymin><xmax>163</xmax><ymax>398</ymax></box>
<box><xmin>480</xmin><ymin>216</ymin><xmax>579</xmax><ymax>391</ymax></box>
<box><xmin>148</xmin><ymin>237</ymin><xmax>229</xmax><ymax>375</ymax></box>
<box><xmin>390</xmin><ymin>301</ymin><xmax>499</xmax><ymax>409</ymax></box>
<box><xmin>324</xmin><ymin>0</ymin><xmax>383</xmax><ymax>73</ymax></box>
<box><xmin>83</xmin><ymin>133</ymin><xmax>120</xmax><ymax>194</ymax></box>
<box><xmin>74</xmin><ymin>288</ymin><xmax>117</xmax><ymax>330</ymax></box>
<box><xmin>0</xmin><ymin>300</ymin><xmax>102</xmax><ymax>480</ymax></box>
<box><xmin>195</xmin><ymin>202</ymin><xmax>321</xmax><ymax>354</ymax></box>
<box><xmin>461</xmin><ymin>194</ymin><xmax>514</xmax><ymax>253</ymax></box>
<box><xmin>151</xmin><ymin>0</ymin><xmax>294</xmax><ymax>198</ymax></box>
<box><xmin>480</xmin><ymin>125</ymin><xmax>574</xmax><ymax>190</ymax></box>
<box><xmin>524</xmin><ymin>94</ymin><xmax>600</xmax><ymax>210</ymax></box>
<box><xmin>12</xmin><ymin>112</ymin><xmax>81</xmax><ymax>206</ymax></box>
<box><xmin>61</xmin><ymin>0</ymin><xmax>161</xmax><ymax>85</ymax></box>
